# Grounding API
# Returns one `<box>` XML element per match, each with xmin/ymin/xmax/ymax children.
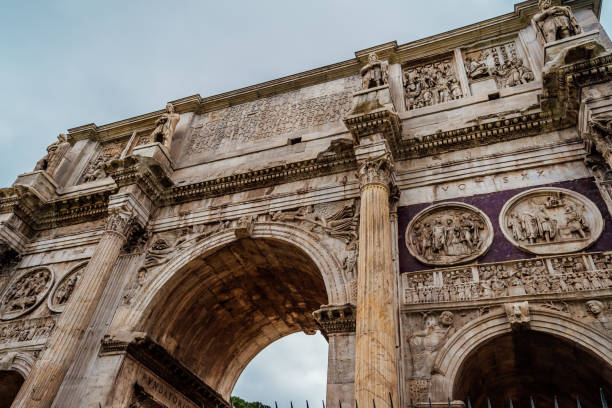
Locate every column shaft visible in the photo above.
<box><xmin>355</xmin><ymin>181</ymin><xmax>398</xmax><ymax>408</ymax></box>
<box><xmin>13</xmin><ymin>213</ymin><xmax>133</xmax><ymax>407</ymax></box>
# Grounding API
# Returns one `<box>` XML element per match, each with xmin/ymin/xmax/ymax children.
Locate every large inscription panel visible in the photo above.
<box><xmin>185</xmin><ymin>76</ymin><xmax>360</xmax><ymax>158</ymax></box>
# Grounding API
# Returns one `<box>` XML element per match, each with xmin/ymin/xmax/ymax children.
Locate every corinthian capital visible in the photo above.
<box><xmin>358</xmin><ymin>154</ymin><xmax>395</xmax><ymax>190</ymax></box>
<box><xmin>105</xmin><ymin>205</ymin><xmax>137</xmax><ymax>240</ymax></box>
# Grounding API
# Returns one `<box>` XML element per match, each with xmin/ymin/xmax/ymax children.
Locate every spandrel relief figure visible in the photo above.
<box><xmin>406</xmin><ymin>203</ymin><xmax>492</xmax><ymax>266</ymax></box>
<box><xmin>150</xmin><ymin>102</ymin><xmax>180</xmax><ymax>152</ymax></box>
<box><xmin>360</xmin><ymin>52</ymin><xmax>389</xmax><ymax>90</ymax></box>
<box><xmin>501</xmin><ymin>188</ymin><xmax>603</xmax><ymax>255</ymax></box>
<box><xmin>408</xmin><ymin>312</ymin><xmax>455</xmax><ymax>378</ymax></box>
<box><xmin>532</xmin><ymin>0</ymin><xmax>582</xmax><ymax>44</ymax></box>
<box><xmin>403</xmin><ymin>59</ymin><xmax>463</xmax><ymax>111</ymax></box>
<box><xmin>585</xmin><ymin>300</ymin><xmax>610</xmax><ymax>332</ymax></box>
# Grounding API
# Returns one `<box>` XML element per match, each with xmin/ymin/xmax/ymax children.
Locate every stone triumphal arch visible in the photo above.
<box><xmin>0</xmin><ymin>1</ymin><xmax>611</xmax><ymax>407</ymax></box>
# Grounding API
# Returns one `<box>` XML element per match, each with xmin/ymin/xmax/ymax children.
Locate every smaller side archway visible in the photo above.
<box><xmin>0</xmin><ymin>370</ymin><xmax>24</xmax><ymax>408</ymax></box>
<box><xmin>431</xmin><ymin>307</ymin><xmax>612</xmax><ymax>406</ymax></box>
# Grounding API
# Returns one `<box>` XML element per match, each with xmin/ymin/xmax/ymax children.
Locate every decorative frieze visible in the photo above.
<box><xmin>405</xmin><ymin>203</ymin><xmax>493</xmax><ymax>266</ymax></box>
<box><xmin>0</xmin><ymin>317</ymin><xmax>55</xmax><ymax>344</ymax></box>
<box><xmin>463</xmin><ymin>41</ymin><xmax>534</xmax><ymax>93</ymax></box>
<box><xmin>403</xmin><ymin>58</ymin><xmax>463</xmax><ymax>111</ymax></box>
<box><xmin>0</xmin><ymin>268</ymin><xmax>54</xmax><ymax>320</ymax></box>
<box><xmin>403</xmin><ymin>252</ymin><xmax>612</xmax><ymax>305</ymax></box>
<box><xmin>500</xmin><ymin>188</ymin><xmax>603</xmax><ymax>255</ymax></box>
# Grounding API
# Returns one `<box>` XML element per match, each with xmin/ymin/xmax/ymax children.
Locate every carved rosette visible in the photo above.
<box><xmin>406</xmin><ymin>202</ymin><xmax>493</xmax><ymax>266</ymax></box>
<box><xmin>0</xmin><ymin>268</ymin><xmax>54</xmax><ymax>320</ymax></box>
<box><xmin>358</xmin><ymin>154</ymin><xmax>394</xmax><ymax>191</ymax></box>
<box><xmin>48</xmin><ymin>263</ymin><xmax>86</xmax><ymax>313</ymax></box>
<box><xmin>500</xmin><ymin>188</ymin><xmax>603</xmax><ymax>255</ymax></box>
<box><xmin>105</xmin><ymin>205</ymin><xmax>138</xmax><ymax>241</ymax></box>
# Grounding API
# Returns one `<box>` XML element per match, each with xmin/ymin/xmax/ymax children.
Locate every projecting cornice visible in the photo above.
<box><xmin>65</xmin><ymin>0</ymin><xmax>601</xmax><ymax>144</ymax></box>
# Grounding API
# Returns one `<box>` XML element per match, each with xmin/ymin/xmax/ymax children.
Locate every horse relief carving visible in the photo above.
<box><xmin>0</xmin><ymin>269</ymin><xmax>54</xmax><ymax>320</ymax></box>
<box><xmin>500</xmin><ymin>188</ymin><xmax>603</xmax><ymax>255</ymax></box>
<box><xmin>406</xmin><ymin>203</ymin><xmax>493</xmax><ymax>266</ymax></box>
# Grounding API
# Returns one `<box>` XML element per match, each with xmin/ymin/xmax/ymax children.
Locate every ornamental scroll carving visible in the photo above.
<box><xmin>48</xmin><ymin>263</ymin><xmax>86</xmax><ymax>313</ymax></box>
<box><xmin>532</xmin><ymin>0</ymin><xmax>582</xmax><ymax>45</ymax></box>
<box><xmin>105</xmin><ymin>205</ymin><xmax>138</xmax><ymax>239</ymax></box>
<box><xmin>406</xmin><ymin>203</ymin><xmax>493</xmax><ymax>266</ymax></box>
<box><xmin>464</xmin><ymin>41</ymin><xmax>535</xmax><ymax>90</ymax></box>
<box><xmin>0</xmin><ymin>269</ymin><xmax>54</xmax><ymax>320</ymax></box>
<box><xmin>403</xmin><ymin>59</ymin><xmax>463</xmax><ymax>111</ymax></box>
<box><xmin>500</xmin><ymin>188</ymin><xmax>603</xmax><ymax>255</ymax></box>
<box><xmin>358</xmin><ymin>155</ymin><xmax>394</xmax><ymax>189</ymax></box>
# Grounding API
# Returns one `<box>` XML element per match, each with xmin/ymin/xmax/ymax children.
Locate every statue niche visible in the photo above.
<box><xmin>406</xmin><ymin>203</ymin><xmax>493</xmax><ymax>266</ymax></box>
<box><xmin>360</xmin><ymin>52</ymin><xmax>389</xmax><ymax>90</ymax></box>
<box><xmin>150</xmin><ymin>102</ymin><xmax>180</xmax><ymax>152</ymax></box>
<box><xmin>532</xmin><ymin>0</ymin><xmax>582</xmax><ymax>44</ymax></box>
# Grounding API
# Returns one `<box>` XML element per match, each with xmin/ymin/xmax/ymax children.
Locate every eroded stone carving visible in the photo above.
<box><xmin>585</xmin><ymin>300</ymin><xmax>610</xmax><ymax>331</ymax></box>
<box><xmin>235</xmin><ymin>215</ymin><xmax>255</xmax><ymax>239</ymax></box>
<box><xmin>271</xmin><ymin>200</ymin><xmax>359</xmax><ymax>243</ymax></box>
<box><xmin>403</xmin><ymin>253</ymin><xmax>612</xmax><ymax>305</ymax></box>
<box><xmin>151</xmin><ymin>103</ymin><xmax>180</xmax><ymax>152</ymax></box>
<box><xmin>48</xmin><ymin>263</ymin><xmax>86</xmax><ymax>313</ymax></box>
<box><xmin>406</xmin><ymin>203</ymin><xmax>493</xmax><ymax>266</ymax></box>
<box><xmin>359</xmin><ymin>154</ymin><xmax>394</xmax><ymax>189</ymax></box>
<box><xmin>532</xmin><ymin>0</ymin><xmax>582</xmax><ymax>45</ymax></box>
<box><xmin>403</xmin><ymin>59</ymin><xmax>463</xmax><ymax>111</ymax></box>
<box><xmin>81</xmin><ymin>153</ymin><xmax>109</xmax><ymax>184</ymax></box>
<box><xmin>0</xmin><ymin>269</ymin><xmax>54</xmax><ymax>320</ymax></box>
<box><xmin>342</xmin><ymin>240</ymin><xmax>359</xmax><ymax>303</ymax></box>
<box><xmin>313</xmin><ymin>304</ymin><xmax>356</xmax><ymax>335</ymax></box>
<box><xmin>464</xmin><ymin>42</ymin><xmax>535</xmax><ymax>90</ymax></box>
<box><xmin>361</xmin><ymin>53</ymin><xmax>389</xmax><ymax>90</ymax></box>
<box><xmin>34</xmin><ymin>134</ymin><xmax>71</xmax><ymax>175</ymax></box>
<box><xmin>500</xmin><ymin>188</ymin><xmax>603</xmax><ymax>255</ymax></box>
<box><xmin>0</xmin><ymin>317</ymin><xmax>55</xmax><ymax>344</ymax></box>
<box><xmin>105</xmin><ymin>205</ymin><xmax>138</xmax><ymax>239</ymax></box>
<box><xmin>505</xmin><ymin>301</ymin><xmax>530</xmax><ymax>330</ymax></box>
<box><xmin>408</xmin><ymin>311</ymin><xmax>455</xmax><ymax>378</ymax></box>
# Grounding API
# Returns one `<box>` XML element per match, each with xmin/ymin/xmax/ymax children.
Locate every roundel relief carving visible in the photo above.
<box><xmin>48</xmin><ymin>263</ymin><xmax>86</xmax><ymax>313</ymax></box>
<box><xmin>0</xmin><ymin>268</ymin><xmax>54</xmax><ymax>321</ymax></box>
<box><xmin>500</xmin><ymin>188</ymin><xmax>603</xmax><ymax>255</ymax></box>
<box><xmin>405</xmin><ymin>202</ymin><xmax>493</xmax><ymax>266</ymax></box>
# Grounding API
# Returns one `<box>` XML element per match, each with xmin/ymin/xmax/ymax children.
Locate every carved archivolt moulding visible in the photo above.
<box><xmin>0</xmin><ymin>268</ymin><xmax>54</xmax><ymax>320</ymax></box>
<box><xmin>500</xmin><ymin>188</ymin><xmax>603</xmax><ymax>255</ymax></box>
<box><xmin>406</xmin><ymin>202</ymin><xmax>493</xmax><ymax>266</ymax></box>
<box><xmin>48</xmin><ymin>263</ymin><xmax>86</xmax><ymax>313</ymax></box>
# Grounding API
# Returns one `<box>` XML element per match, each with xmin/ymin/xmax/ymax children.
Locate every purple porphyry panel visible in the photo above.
<box><xmin>398</xmin><ymin>178</ymin><xmax>612</xmax><ymax>272</ymax></box>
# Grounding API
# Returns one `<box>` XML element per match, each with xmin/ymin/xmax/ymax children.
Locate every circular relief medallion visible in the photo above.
<box><xmin>0</xmin><ymin>268</ymin><xmax>54</xmax><ymax>321</ymax></box>
<box><xmin>500</xmin><ymin>187</ymin><xmax>603</xmax><ymax>255</ymax></box>
<box><xmin>405</xmin><ymin>202</ymin><xmax>493</xmax><ymax>266</ymax></box>
<box><xmin>48</xmin><ymin>263</ymin><xmax>86</xmax><ymax>313</ymax></box>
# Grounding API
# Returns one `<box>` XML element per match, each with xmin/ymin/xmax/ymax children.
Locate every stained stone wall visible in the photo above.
<box><xmin>0</xmin><ymin>1</ymin><xmax>611</xmax><ymax>407</ymax></box>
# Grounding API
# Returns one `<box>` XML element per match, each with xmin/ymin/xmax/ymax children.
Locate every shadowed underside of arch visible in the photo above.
<box><xmin>453</xmin><ymin>331</ymin><xmax>612</xmax><ymax>408</ymax></box>
<box><xmin>140</xmin><ymin>237</ymin><xmax>329</xmax><ymax>399</ymax></box>
<box><xmin>0</xmin><ymin>370</ymin><xmax>24</xmax><ymax>408</ymax></box>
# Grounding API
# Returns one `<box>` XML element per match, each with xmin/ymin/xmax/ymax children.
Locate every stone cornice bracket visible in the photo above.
<box><xmin>358</xmin><ymin>153</ymin><xmax>396</xmax><ymax>194</ymax></box>
<box><xmin>313</xmin><ymin>304</ymin><xmax>356</xmax><ymax>337</ymax></box>
<box><xmin>541</xmin><ymin>32</ymin><xmax>612</xmax><ymax>124</ymax></box>
<box><xmin>104</xmin><ymin>144</ymin><xmax>174</xmax><ymax>205</ymax></box>
<box><xmin>504</xmin><ymin>301</ymin><xmax>531</xmax><ymax>331</ymax></box>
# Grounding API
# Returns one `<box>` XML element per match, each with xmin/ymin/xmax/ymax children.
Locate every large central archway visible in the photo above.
<box><xmin>138</xmin><ymin>234</ymin><xmax>331</xmax><ymax>399</ymax></box>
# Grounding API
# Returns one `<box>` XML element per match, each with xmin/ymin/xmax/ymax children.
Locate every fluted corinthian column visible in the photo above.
<box><xmin>354</xmin><ymin>154</ymin><xmax>398</xmax><ymax>408</ymax></box>
<box><xmin>12</xmin><ymin>205</ymin><xmax>137</xmax><ymax>408</ymax></box>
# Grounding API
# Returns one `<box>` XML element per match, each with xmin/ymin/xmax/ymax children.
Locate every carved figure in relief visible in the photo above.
<box><xmin>465</xmin><ymin>54</ymin><xmax>489</xmax><ymax>80</ymax></box>
<box><xmin>1</xmin><ymin>270</ymin><xmax>52</xmax><ymax>317</ymax></box>
<box><xmin>409</xmin><ymin>312</ymin><xmax>455</xmax><ymax>378</ymax></box>
<box><xmin>150</xmin><ymin>102</ymin><xmax>180</xmax><ymax>151</ymax></box>
<box><xmin>403</xmin><ymin>60</ymin><xmax>463</xmax><ymax>111</ymax></box>
<box><xmin>564</xmin><ymin>203</ymin><xmax>589</xmax><ymax>238</ymax></box>
<box><xmin>532</xmin><ymin>0</ymin><xmax>582</xmax><ymax>44</ymax></box>
<box><xmin>464</xmin><ymin>42</ymin><xmax>535</xmax><ymax>90</ymax></box>
<box><xmin>81</xmin><ymin>154</ymin><xmax>108</xmax><ymax>183</ymax></box>
<box><xmin>34</xmin><ymin>134</ymin><xmax>71</xmax><ymax>174</ymax></box>
<box><xmin>360</xmin><ymin>53</ymin><xmax>389</xmax><ymax>90</ymax></box>
<box><xmin>53</xmin><ymin>273</ymin><xmax>79</xmax><ymax>307</ymax></box>
<box><xmin>585</xmin><ymin>300</ymin><xmax>610</xmax><ymax>331</ymax></box>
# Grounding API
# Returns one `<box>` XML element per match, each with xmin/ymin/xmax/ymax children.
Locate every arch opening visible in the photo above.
<box><xmin>0</xmin><ymin>370</ymin><xmax>24</xmax><ymax>408</ymax></box>
<box><xmin>453</xmin><ymin>331</ymin><xmax>612</xmax><ymax>408</ymax></box>
<box><xmin>141</xmin><ymin>237</ymin><xmax>330</xmax><ymax>400</ymax></box>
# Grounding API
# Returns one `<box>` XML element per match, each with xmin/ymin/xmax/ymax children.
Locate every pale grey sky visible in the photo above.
<box><xmin>1</xmin><ymin>0</ymin><xmax>611</xmax><ymax>405</ymax></box>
